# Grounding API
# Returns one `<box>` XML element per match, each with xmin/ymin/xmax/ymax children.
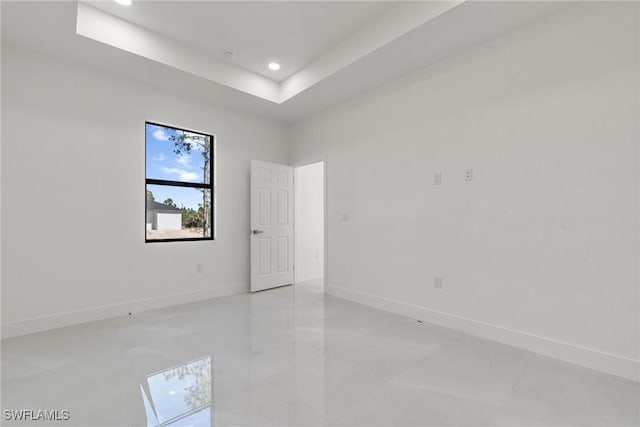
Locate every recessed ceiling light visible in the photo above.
<box><xmin>268</xmin><ymin>62</ymin><xmax>280</xmax><ymax>71</ymax></box>
<box><xmin>114</xmin><ymin>0</ymin><xmax>132</xmax><ymax>6</ymax></box>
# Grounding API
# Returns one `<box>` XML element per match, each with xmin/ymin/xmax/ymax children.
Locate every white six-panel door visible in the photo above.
<box><xmin>250</xmin><ymin>160</ymin><xmax>294</xmax><ymax>292</ymax></box>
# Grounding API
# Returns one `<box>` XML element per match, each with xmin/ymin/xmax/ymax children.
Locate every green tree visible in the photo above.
<box><xmin>146</xmin><ymin>190</ymin><xmax>155</xmax><ymax>201</ymax></box>
<box><xmin>170</xmin><ymin>131</ymin><xmax>211</xmax><ymax>237</ymax></box>
<box><xmin>181</xmin><ymin>207</ymin><xmax>203</xmax><ymax>229</ymax></box>
<box><xmin>163</xmin><ymin>198</ymin><xmax>176</xmax><ymax>208</ymax></box>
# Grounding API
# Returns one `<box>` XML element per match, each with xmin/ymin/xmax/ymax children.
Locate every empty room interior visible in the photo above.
<box><xmin>1</xmin><ymin>1</ymin><xmax>639</xmax><ymax>426</ymax></box>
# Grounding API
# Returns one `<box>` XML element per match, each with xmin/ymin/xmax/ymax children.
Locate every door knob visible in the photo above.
<box><xmin>252</xmin><ymin>229</ymin><xmax>264</xmax><ymax>235</ymax></box>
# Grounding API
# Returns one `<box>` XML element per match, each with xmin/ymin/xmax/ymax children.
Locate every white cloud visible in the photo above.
<box><xmin>154</xmin><ymin>153</ymin><xmax>166</xmax><ymax>162</ymax></box>
<box><xmin>153</xmin><ymin>129</ymin><xmax>171</xmax><ymax>141</ymax></box>
<box><xmin>161</xmin><ymin>167</ymin><xmax>199</xmax><ymax>182</ymax></box>
<box><xmin>176</xmin><ymin>155</ymin><xmax>191</xmax><ymax>166</ymax></box>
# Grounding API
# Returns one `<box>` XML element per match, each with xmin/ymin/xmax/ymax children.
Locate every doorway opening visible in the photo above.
<box><xmin>294</xmin><ymin>161</ymin><xmax>325</xmax><ymax>288</ymax></box>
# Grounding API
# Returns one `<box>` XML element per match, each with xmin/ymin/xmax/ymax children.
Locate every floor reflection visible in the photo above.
<box><xmin>2</xmin><ymin>280</ymin><xmax>637</xmax><ymax>426</ymax></box>
<box><xmin>140</xmin><ymin>356</ymin><xmax>212</xmax><ymax>427</ymax></box>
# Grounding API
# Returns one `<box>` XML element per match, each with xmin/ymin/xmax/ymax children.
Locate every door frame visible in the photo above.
<box><xmin>292</xmin><ymin>156</ymin><xmax>328</xmax><ymax>288</ymax></box>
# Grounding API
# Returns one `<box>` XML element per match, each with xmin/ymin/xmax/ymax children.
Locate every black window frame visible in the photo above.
<box><xmin>145</xmin><ymin>121</ymin><xmax>215</xmax><ymax>243</ymax></box>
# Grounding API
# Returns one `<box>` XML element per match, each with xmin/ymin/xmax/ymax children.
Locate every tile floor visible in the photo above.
<box><xmin>2</xmin><ymin>280</ymin><xmax>638</xmax><ymax>426</ymax></box>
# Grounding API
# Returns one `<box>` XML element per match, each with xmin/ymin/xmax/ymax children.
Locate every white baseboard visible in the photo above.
<box><xmin>1</xmin><ymin>283</ymin><xmax>248</xmax><ymax>339</ymax></box>
<box><xmin>326</xmin><ymin>285</ymin><xmax>640</xmax><ymax>382</ymax></box>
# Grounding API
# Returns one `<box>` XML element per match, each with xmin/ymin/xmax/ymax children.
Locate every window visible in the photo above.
<box><xmin>145</xmin><ymin>122</ymin><xmax>214</xmax><ymax>242</ymax></box>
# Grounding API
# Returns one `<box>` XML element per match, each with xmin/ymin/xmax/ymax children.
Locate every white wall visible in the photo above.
<box><xmin>294</xmin><ymin>162</ymin><xmax>324</xmax><ymax>283</ymax></box>
<box><xmin>1</xmin><ymin>46</ymin><xmax>289</xmax><ymax>337</ymax></box>
<box><xmin>290</xmin><ymin>3</ymin><xmax>639</xmax><ymax>380</ymax></box>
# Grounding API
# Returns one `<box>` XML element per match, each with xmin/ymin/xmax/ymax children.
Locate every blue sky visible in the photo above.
<box><xmin>146</xmin><ymin>123</ymin><xmax>210</xmax><ymax>209</ymax></box>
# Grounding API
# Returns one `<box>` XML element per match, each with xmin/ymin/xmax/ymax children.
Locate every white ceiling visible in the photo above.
<box><xmin>1</xmin><ymin>1</ymin><xmax>570</xmax><ymax>123</ymax></box>
<box><xmin>87</xmin><ymin>1</ymin><xmax>394</xmax><ymax>82</ymax></box>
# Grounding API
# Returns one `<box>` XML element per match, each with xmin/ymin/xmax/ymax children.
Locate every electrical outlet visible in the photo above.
<box><xmin>465</xmin><ymin>169</ymin><xmax>473</xmax><ymax>182</ymax></box>
<box><xmin>433</xmin><ymin>172</ymin><xmax>442</xmax><ymax>185</ymax></box>
<box><xmin>434</xmin><ymin>276</ymin><xmax>443</xmax><ymax>289</ymax></box>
